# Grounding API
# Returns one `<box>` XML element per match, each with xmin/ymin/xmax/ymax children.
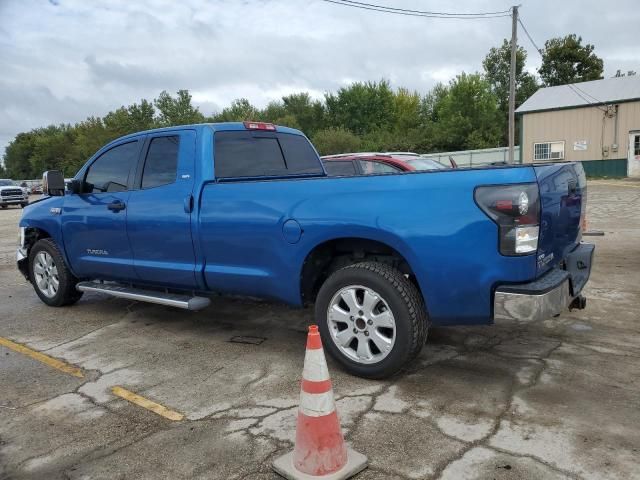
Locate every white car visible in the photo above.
<box><xmin>0</xmin><ymin>179</ymin><xmax>29</xmax><ymax>209</ymax></box>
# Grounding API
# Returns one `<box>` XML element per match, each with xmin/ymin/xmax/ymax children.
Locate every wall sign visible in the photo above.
<box><xmin>573</xmin><ymin>140</ymin><xmax>588</xmax><ymax>151</ymax></box>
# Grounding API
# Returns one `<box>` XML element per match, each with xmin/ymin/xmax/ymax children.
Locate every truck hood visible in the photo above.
<box><xmin>534</xmin><ymin>162</ymin><xmax>586</xmax><ymax>275</ymax></box>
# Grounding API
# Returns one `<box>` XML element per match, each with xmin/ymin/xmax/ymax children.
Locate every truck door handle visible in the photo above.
<box><xmin>108</xmin><ymin>201</ymin><xmax>126</xmax><ymax>212</ymax></box>
<box><xmin>184</xmin><ymin>194</ymin><xmax>194</xmax><ymax>213</ymax></box>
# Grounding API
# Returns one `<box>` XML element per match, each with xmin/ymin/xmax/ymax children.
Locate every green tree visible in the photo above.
<box><xmin>103</xmin><ymin>99</ymin><xmax>156</xmax><ymax>137</ymax></box>
<box><xmin>281</xmin><ymin>92</ymin><xmax>326</xmax><ymax>136</ymax></box>
<box><xmin>393</xmin><ymin>88</ymin><xmax>421</xmax><ymax>132</ymax></box>
<box><xmin>483</xmin><ymin>39</ymin><xmax>539</xmax><ymax>143</ymax></box>
<box><xmin>539</xmin><ymin>34</ymin><xmax>603</xmax><ymax>86</ymax></box>
<box><xmin>325</xmin><ymin>80</ymin><xmax>394</xmax><ymax>136</ymax></box>
<box><xmin>154</xmin><ymin>90</ymin><xmax>205</xmax><ymax>126</ymax></box>
<box><xmin>260</xmin><ymin>100</ymin><xmax>287</xmax><ymax>123</ymax></box>
<box><xmin>3</xmin><ymin>132</ymin><xmax>39</xmax><ymax>179</ymax></box>
<box><xmin>29</xmin><ymin>125</ymin><xmax>76</xmax><ymax>177</ymax></box>
<box><xmin>65</xmin><ymin>117</ymin><xmax>112</xmax><ymax>174</ymax></box>
<box><xmin>312</xmin><ymin>127</ymin><xmax>361</xmax><ymax>155</ymax></box>
<box><xmin>213</xmin><ymin>98</ymin><xmax>260</xmax><ymax>122</ymax></box>
<box><xmin>257</xmin><ymin>101</ymin><xmax>303</xmax><ymax>130</ymax></box>
<box><xmin>433</xmin><ymin>73</ymin><xmax>502</xmax><ymax>151</ymax></box>
<box><xmin>420</xmin><ymin>83</ymin><xmax>448</xmax><ymax>124</ymax></box>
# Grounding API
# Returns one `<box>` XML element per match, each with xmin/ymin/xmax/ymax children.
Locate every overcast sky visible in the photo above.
<box><xmin>1</xmin><ymin>0</ymin><xmax>639</xmax><ymax>161</ymax></box>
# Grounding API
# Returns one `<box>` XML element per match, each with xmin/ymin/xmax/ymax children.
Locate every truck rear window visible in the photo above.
<box><xmin>214</xmin><ymin>131</ymin><xmax>323</xmax><ymax>179</ymax></box>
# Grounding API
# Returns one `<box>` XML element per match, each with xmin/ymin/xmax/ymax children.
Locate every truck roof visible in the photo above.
<box><xmin>109</xmin><ymin>122</ymin><xmax>304</xmax><ymax>145</ymax></box>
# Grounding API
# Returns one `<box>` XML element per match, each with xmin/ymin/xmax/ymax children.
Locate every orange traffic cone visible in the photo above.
<box><xmin>272</xmin><ymin>325</ymin><xmax>368</xmax><ymax>480</ymax></box>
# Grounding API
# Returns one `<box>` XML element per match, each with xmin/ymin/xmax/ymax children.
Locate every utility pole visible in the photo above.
<box><xmin>508</xmin><ymin>5</ymin><xmax>518</xmax><ymax>164</ymax></box>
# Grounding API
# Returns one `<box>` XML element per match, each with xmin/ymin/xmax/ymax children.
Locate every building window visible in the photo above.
<box><xmin>534</xmin><ymin>141</ymin><xmax>565</xmax><ymax>161</ymax></box>
<box><xmin>635</xmin><ymin>136</ymin><xmax>640</xmax><ymax>156</ymax></box>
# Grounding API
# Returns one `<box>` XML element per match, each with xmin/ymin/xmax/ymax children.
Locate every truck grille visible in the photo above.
<box><xmin>1</xmin><ymin>189</ymin><xmax>23</xmax><ymax>197</ymax></box>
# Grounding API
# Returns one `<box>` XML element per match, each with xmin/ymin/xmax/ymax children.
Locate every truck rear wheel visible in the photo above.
<box><xmin>28</xmin><ymin>238</ymin><xmax>83</xmax><ymax>307</ymax></box>
<box><xmin>315</xmin><ymin>261</ymin><xmax>428</xmax><ymax>379</ymax></box>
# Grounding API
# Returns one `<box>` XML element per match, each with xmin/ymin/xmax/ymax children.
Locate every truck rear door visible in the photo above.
<box><xmin>534</xmin><ymin>162</ymin><xmax>587</xmax><ymax>275</ymax></box>
<box><xmin>199</xmin><ymin>126</ymin><xmax>324</xmax><ymax>299</ymax></box>
<box><xmin>126</xmin><ymin>130</ymin><xmax>198</xmax><ymax>289</ymax></box>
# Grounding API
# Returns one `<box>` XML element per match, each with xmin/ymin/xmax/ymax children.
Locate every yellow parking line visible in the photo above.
<box><xmin>111</xmin><ymin>386</ymin><xmax>184</xmax><ymax>421</ymax></box>
<box><xmin>0</xmin><ymin>336</ymin><xmax>84</xmax><ymax>378</ymax></box>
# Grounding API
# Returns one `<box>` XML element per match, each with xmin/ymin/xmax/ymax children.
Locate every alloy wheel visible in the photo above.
<box><xmin>326</xmin><ymin>285</ymin><xmax>396</xmax><ymax>364</ymax></box>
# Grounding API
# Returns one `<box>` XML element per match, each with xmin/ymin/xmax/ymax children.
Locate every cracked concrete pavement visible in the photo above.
<box><xmin>1</xmin><ymin>181</ymin><xmax>639</xmax><ymax>479</ymax></box>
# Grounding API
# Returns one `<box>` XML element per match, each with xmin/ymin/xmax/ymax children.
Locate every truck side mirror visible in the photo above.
<box><xmin>67</xmin><ymin>179</ymin><xmax>83</xmax><ymax>194</ymax></box>
<box><xmin>42</xmin><ymin>170</ymin><xmax>65</xmax><ymax>197</ymax></box>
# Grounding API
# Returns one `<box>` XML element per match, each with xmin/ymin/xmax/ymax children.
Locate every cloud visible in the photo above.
<box><xmin>1</xmin><ymin>0</ymin><xmax>639</xmax><ymax>161</ymax></box>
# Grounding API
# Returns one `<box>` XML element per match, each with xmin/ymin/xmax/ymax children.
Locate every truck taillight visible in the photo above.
<box><xmin>243</xmin><ymin>121</ymin><xmax>276</xmax><ymax>131</ymax></box>
<box><xmin>474</xmin><ymin>183</ymin><xmax>540</xmax><ymax>256</ymax></box>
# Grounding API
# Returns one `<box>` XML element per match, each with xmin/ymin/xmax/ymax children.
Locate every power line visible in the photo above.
<box><xmin>328</xmin><ymin>0</ymin><xmax>511</xmax><ymax>16</ymax></box>
<box><xmin>567</xmin><ymin>84</ymin><xmax>608</xmax><ymax>111</ymax></box>
<box><xmin>517</xmin><ymin>15</ymin><xmax>544</xmax><ymax>57</ymax></box>
<box><xmin>517</xmin><ymin>17</ymin><xmax>542</xmax><ymax>54</ymax></box>
<box><xmin>570</xmin><ymin>82</ymin><xmax>605</xmax><ymax>105</ymax></box>
<box><xmin>319</xmin><ymin>0</ymin><xmax>512</xmax><ymax>19</ymax></box>
<box><xmin>517</xmin><ymin>15</ymin><xmax>608</xmax><ymax>111</ymax></box>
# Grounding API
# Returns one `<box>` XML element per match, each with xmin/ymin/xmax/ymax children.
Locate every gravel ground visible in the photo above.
<box><xmin>0</xmin><ymin>181</ymin><xmax>638</xmax><ymax>480</ymax></box>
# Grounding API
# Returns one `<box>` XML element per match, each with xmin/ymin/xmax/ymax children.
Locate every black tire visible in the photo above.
<box><xmin>1</xmin><ymin>205</ymin><xmax>7</xmax><ymax>209</ymax></box>
<box><xmin>21</xmin><ymin>203</ymin><xmax>28</xmax><ymax>208</ymax></box>
<box><xmin>28</xmin><ymin>238</ymin><xmax>83</xmax><ymax>307</ymax></box>
<box><xmin>315</xmin><ymin>261</ymin><xmax>428</xmax><ymax>379</ymax></box>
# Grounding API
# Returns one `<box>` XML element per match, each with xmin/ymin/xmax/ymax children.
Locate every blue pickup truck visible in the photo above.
<box><xmin>17</xmin><ymin>122</ymin><xmax>594</xmax><ymax>378</ymax></box>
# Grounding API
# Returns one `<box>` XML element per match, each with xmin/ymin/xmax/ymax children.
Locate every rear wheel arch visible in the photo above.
<box><xmin>299</xmin><ymin>236</ymin><xmax>427</xmax><ymax>309</ymax></box>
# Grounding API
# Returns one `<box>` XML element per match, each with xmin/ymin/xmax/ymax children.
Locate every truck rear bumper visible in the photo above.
<box><xmin>493</xmin><ymin>243</ymin><xmax>595</xmax><ymax>322</ymax></box>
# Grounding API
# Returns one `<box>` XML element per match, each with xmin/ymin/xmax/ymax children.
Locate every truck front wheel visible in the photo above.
<box><xmin>315</xmin><ymin>261</ymin><xmax>428</xmax><ymax>379</ymax></box>
<box><xmin>28</xmin><ymin>238</ymin><xmax>83</xmax><ymax>307</ymax></box>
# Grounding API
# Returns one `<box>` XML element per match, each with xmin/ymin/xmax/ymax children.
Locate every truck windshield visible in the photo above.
<box><xmin>214</xmin><ymin>131</ymin><xmax>323</xmax><ymax>179</ymax></box>
<box><xmin>0</xmin><ymin>180</ymin><xmax>16</xmax><ymax>186</ymax></box>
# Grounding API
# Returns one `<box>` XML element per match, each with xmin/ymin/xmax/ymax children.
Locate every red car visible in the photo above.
<box><xmin>321</xmin><ymin>152</ymin><xmax>451</xmax><ymax>176</ymax></box>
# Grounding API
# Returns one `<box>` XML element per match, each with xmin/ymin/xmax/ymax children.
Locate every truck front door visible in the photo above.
<box><xmin>61</xmin><ymin>139</ymin><xmax>142</xmax><ymax>280</ymax></box>
<box><xmin>126</xmin><ymin>130</ymin><xmax>197</xmax><ymax>289</ymax></box>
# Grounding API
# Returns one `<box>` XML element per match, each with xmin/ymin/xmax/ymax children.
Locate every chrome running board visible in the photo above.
<box><xmin>76</xmin><ymin>282</ymin><xmax>210</xmax><ymax>311</ymax></box>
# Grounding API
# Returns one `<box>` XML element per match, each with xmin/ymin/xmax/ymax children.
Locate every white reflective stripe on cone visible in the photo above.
<box><xmin>299</xmin><ymin>390</ymin><xmax>336</xmax><ymax>417</ymax></box>
<box><xmin>302</xmin><ymin>348</ymin><xmax>330</xmax><ymax>382</ymax></box>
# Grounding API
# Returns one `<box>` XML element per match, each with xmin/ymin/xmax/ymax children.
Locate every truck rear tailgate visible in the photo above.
<box><xmin>534</xmin><ymin>162</ymin><xmax>587</xmax><ymax>275</ymax></box>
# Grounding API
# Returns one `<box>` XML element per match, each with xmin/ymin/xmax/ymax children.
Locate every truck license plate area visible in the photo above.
<box><xmin>564</xmin><ymin>243</ymin><xmax>595</xmax><ymax>296</ymax></box>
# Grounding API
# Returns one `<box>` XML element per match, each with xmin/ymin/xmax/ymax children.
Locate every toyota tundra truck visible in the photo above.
<box><xmin>16</xmin><ymin>122</ymin><xmax>594</xmax><ymax>378</ymax></box>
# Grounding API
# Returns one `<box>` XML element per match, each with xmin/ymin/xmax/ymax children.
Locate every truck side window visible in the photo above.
<box><xmin>278</xmin><ymin>134</ymin><xmax>324</xmax><ymax>175</ymax></box>
<box><xmin>84</xmin><ymin>141</ymin><xmax>138</xmax><ymax>193</ymax></box>
<box><xmin>215</xmin><ymin>132</ymin><xmax>286</xmax><ymax>178</ymax></box>
<box><xmin>214</xmin><ymin>131</ymin><xmax>323</xmax><ymax>179</ymax></box>
<box><xmin>141</xmin><ymin>136</ymin><xmax>180</xmax><ymax>189</ymax></box>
